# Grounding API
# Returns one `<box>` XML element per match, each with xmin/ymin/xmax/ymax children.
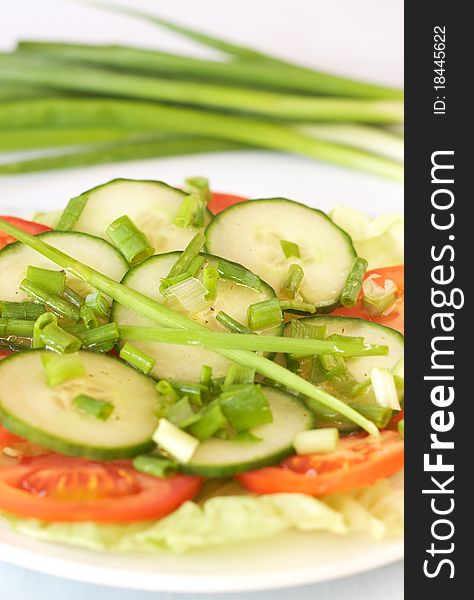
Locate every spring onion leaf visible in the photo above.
<box><xmin>0</xmin><ymin>301</ymin><xmax>46</xmax><ymax>321</ymax></box>
<box><xmin>106</xmin><ymin>215</ymin><xmax>154</xmax><ymax>266</ymax></box>
<box><xmin>133</xmin><ymin>455</ymin><xmax>177</xmax><ymax>478</ymax></box>
<box><xmin>119</xmin><ymin>342</ymin><xmax>156</xmax><ymax>375</ymax></box>
<box><xmin>215</xmin><ymin>311</ymin><xmax>255</xmax><ymax>335</ymax></box>
<box><xmin>340</xmin><ymin>257</ymin><xmax>368</xmax><ymax>307</ymax></box>
<box><xmin>57</xmin><ymin>195</ymin><xmax>89</xmax><ymax>231</ymax></box>
<box><xmin>188</xmin><ymin>401</ymin><xmax>228</xmax><ymax>441</ymax></box>
<box><xmin>20</xmin><ymin>279</ymin><xmax>81</xmax><ymax>322</ymax></box>
<box><xmin>73</xmin><ymin>394</ymin><xmax>114</xmax><ymax>420</ymax></box>
<box><xmin>26</xmin><ymin>266</ymin><xmax>66</xmax><ymax>296</ymax></box>
<box><xmin>280</xmin><ymin>240</ymin><xmax>301</xmax><ymax>259</ymax></box>
<box><xmin>281</xmin><ymin>264</ymin><xmax>304</xmax><ymax>299</ymax></box>
<box><xmin>219</xmin><ymin>384</ymin><xmax>272</xmax><ymax>431</ymax></box>
<box><xmin>202</xmin><ymin>266</ymin><xmax>219</xmax><ymax>301</ymax></box>
<box><xmin>0</xmin><ymin>318</ymin><xmax>35</xmax><ymax>339</ymax></box>
<box><xmin>41</xmin><ymin>352</ymin><xmax>86</xmax><ymax>387</ymax></box>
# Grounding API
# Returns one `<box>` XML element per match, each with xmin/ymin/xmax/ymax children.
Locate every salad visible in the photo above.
<box><xmin>0</xmin><ymin>178</ymin><xmax>404</xmax><ymax>553</ymax></box>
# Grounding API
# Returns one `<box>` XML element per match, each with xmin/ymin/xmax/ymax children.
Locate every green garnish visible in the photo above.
<box><xmin>73</xmin><ymin>394</ymin><xmax>114</xmax><ymax>420</ymax></box>
<box><xmin>106</xmin><ymin>215</ymin><xmax>154</xmax><ymax>266</ymax></box>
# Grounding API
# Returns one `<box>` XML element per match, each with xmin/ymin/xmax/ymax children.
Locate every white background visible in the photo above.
<box><xmin>0</xmin><ymin>0</ymin><xmax>403</xmax><ymax>598</ymax></box>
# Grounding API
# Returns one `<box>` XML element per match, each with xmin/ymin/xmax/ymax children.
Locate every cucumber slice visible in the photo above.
<box><xmin>0</xmin><ymin>350</ymin><xmax>159</xmax><ymax>459</ymax></box>
<box><xmin>0</xmin><ymin>230</ymin><xmax>128</xmax><ymax>302</ymax></box>
<box><xmin>181</xmin><ymin>386</ymin><xmax>315</xmax><ymax>477</ymax></box>
<box><xmin>69</xmin><ymin>178</ymin><xmax>211</xmax><ymax>254</ymax></box>
<box><xmin>205</xmin><ymin>198</ymin><xmax>357</xmax><ymax>308</ymax></box>
<box><xmin>285</xmin><ymin>315</ymin><xmax>403</xmax><ymax>381</ymax></box>
<box><xmin>112</xmin><ymin>252</ymin><xmax>282</xmax><ymax>382</ymax></box>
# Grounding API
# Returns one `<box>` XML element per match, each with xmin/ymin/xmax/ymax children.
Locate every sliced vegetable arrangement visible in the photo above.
<box><xmin>0</xmin><ymin>5</ymin><xmax>403</xmax><ymax>180</ymax></box>
<box><xmin>0</xmin><ymin>176</ymin><xmax>404</xmax><ymax>553</ymax></box>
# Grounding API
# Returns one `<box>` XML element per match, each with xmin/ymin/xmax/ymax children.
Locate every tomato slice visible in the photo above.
<box><xmin>0</xmin><ymin>350</ymin><xmax>11</xmax><ymax>360</ymax></box>
<box><xmin>238</xmin><ymin>431</ymin><xmax>403</xmax><ymax>497</ymax></box>
<box><xmin>209</xmin><ymin>192</ymin><xmax>248</xmax><ymax>214</ymax></box>
<box><xmin>0</xmin><ymin>455</ymin><xmax>201</xmax><ymax>522</ymax></box>
<box><xmin>0</xmin><ymin>216</ymin><xmax>51</xmax><ymax>250</ymax></box>
<box><xmin>0</xmin><ymin>425</ymin><xmax>23</xmax><ymax>449</ymax></box>
<box><xmin>333</xmin><ymin>265</ymin><xmax>404</xmax><ymax>333</ymax></box>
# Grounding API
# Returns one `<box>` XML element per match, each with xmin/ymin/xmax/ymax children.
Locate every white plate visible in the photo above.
<box><xmin>0</xmin><ymin>152</ymin><xmax>403</xmax><ymax>592</ymax></box>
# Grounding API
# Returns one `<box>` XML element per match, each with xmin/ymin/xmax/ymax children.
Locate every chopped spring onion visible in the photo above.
<box><xmin>76</xmin><ymin>322</ymin><xmax>120</xmax><ymax>351</ymax></box>
<box><xmin>164</xmin><ymin>396</ymin><xmax>201</xmax><ymax>428</ymax></box>
<box><xmin>62</xmin><ymin>286</ymin><xmax>85</xmax><ymax>308</ymax></box>
<box><xmin>41</xmin><ymin>352</ymin><xmax>86</xmax><ymax>387</ymax></box>
<box><xmin>0</xmin><ymin>317</ymin><xmax>35</xmax><ymax>339</ymax></box>
<box><xmin>164</xmin><ymin>233</ymin><xmax>206</xmax><ymax>282</ymax></box>
<box><xmin>349</xmin><ymin>402</ymin><xmax>392</xmax><ymax>429</ymax></box>
<box><xmin>202</xmin><ymin>266</ymin><xmax>219</xmax><ymax>301</ymax></box>
<box><xmin>153</xmin><ymin>418</ymin><xmax>200</xmax><ymax>463</ymax></box>
<box><xmin>231</xmin><ymin>431</ymin><xmax>262</xmax><ymax>442</ymax></box>
<box><xmin>223</xmin><ymin>364</ymin><xmax>256</xmax><ymax>386</ymax></box>
<box><xmin>168</xmin><ymin>380</ymin><xmax>207</xmax><ymax>404</ymax></box>
<box><xmin>188</xmin><ymin>401</ymin><xmax>227</xmax><ymax>441</ymax></box>
<box><xmin>200</xmin><ymin>364</ymin><xmax>213</xmax><ymax>387</ymax></box>
<box><xmin>40</xmin><ymin>322</ymin><xmax>82</xmax><ymax>354</ymax></box>
<box><xmin>186</xmin><ymin>255</ymin><xmax>205</xmax><ymax>278</ymax></box>
<box><xmin>349</xmin><ymin>378</ymin><xmax>372</xmax><ymax>398</ymax></box>
<box><xmin>327</xmin><ymin>333</ymin><xmax>365</xmax><ymax>345</ymax></box>
<box><xmin>133</xmin><ymin>455</ymin><xmax>177</xmax><ymax>478</ymax></box>
<box><xmin>85</xmin><ymin>291</ymin><xmax>110</xmax><ymax>318</ymax></box>
<box><xmin>183</xmin><ymin>176</ymin><xmax>211</xmax><ymax>228</ymax></box>
<box><xmin>398</xmin><ymin>419</ymin><xmax>404</xmax><ymax>439</ymax></box>
<box><xmin>0</xmin><ymin>301</ymin><xmax>46</xmax><ymax>321</ymax></box>
<box><xmin>370</xmin><ymin>367</ymin><xmax>401</xmax><ymax>410</ymax></box>
<box><xmin>280</xmin><ymin>300</ymin><xmax>316</xmax><ymax>313</ymax></box>
<box><xmin>33</xmin><ymin>312</ymin><xmax>57</xmax><ymax>348</ymax></box>
<box><xmin>119</xmin><ymin>342</ymin><xmax>156</xmax><ymax>375</ymax></box>
<box><xmin>247</xmin><ymin>298</ymin><xmax>283</xmax><ymax>330</ymax></box>
<box><xmin>219</xmin><ymin>384</ymin><xmax>273</xmax><ymax>431</ymax></box>
<box><xmin>280</xmin><ymin>239</ymin><xmax>301</xmax><ymax>259</ymax></box>
<box><xmin>164</xmin><ymin>276</ymin><xmax>209</xmax><ymax>314</ymax></box>
<box><xmin>159</xmin><ymin>273</ymin><xmax>191</xmax><ymax>294</ymax></box>
<box><xmin>56</xmin><ymin>195</ymin><xmax>88</xmax><ymax>231</ymax></box>
<box><xmin>26</xmin><ymin>266</ymin><xmax>66</xmax><ymax>296</ymax></box>
<box><xmin>293</xmin><ymin>427</ymin><xmax>339</xmax><ymax>455</ymax></box>
<box><xmin>155</xmin><ymin>380</ymin><xmax>179</xmax><ymax>416</ymax></box>
<box><xmin>173</xmin><ymin>193</ymin><xmax>203</xmax><ymax>228</ymax></box>
<box><xmin>73</xmin><ymin>394</ymin><xmax>114</xmax><ymax>420</ymax></box>
<box><xmin>119</xmin><ymin>325</ymin><xmax>388</xmax><ymax>357</ymax></box>
<box><xmin>20</xmin><ymin>279</ymin><xmax>81</xmax><ymax>322</ymax></box>
<box><xmin>217</xmin><ymin>260</ymin><xmax>262</xmax><ymax>292</ymax></box>
<box><xmin>281</xmin><ymin>264</ymin><xmax>304</xmax><ymax>299</ymax></box>
<box><xmin>215</xmin><ymin>310</ymin><xmax>255</xmax><ymax>335</ymax></box>
<box><xmin>340</xmin><ymin>257</ymin><xmax>368</xmax><ymax>307</ymax></box>
<box><xmin>361</xmin><ymin>293</ymin><xmax>396</xmax><ymax>315</ymax></box>
<box><xmin>80</xmin><ymin>305</ymin><xmax>99</xmax><ymax>329</ymax></box>
<box><xmin>361</xmin><ymin>274</ymin><xmax>397</xmax><ymax>315</ymax></box>
<box><xmin>0</xmin><ymin>219</ymin><xmax>380</xmax><ymax>436</ymax></box>
<box><xmin>106</xmin><ymin>215</ymin><xmax>154</xmax><ymax>266</ymax></box>
<box><xmin>291</xmin><ymin>319</ymin><xmax>327</xmax><ymax>340</ymax></box>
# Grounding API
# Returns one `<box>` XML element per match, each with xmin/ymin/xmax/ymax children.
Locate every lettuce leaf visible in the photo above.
<box><xmin>2</xmin><ymin>476</ymin><xmax>403</xmax><ymax>554</ymax></box>
<box><xmin>330</xmin><ymin>206</ymin><xmax>404</xmax><ymax>269</ymax></box>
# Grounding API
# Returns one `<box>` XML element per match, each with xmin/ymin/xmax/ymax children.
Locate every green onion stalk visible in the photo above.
<box><xmin>0</xmin><ymin>218</ymin><xmax>380</xmax><ymax>436</ymax></box>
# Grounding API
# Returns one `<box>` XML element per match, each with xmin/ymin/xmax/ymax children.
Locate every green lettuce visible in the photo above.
<box><xmin>330</xmin><ymin>206</ymin><xmax>404</xmax><ymax>269</ymax></box>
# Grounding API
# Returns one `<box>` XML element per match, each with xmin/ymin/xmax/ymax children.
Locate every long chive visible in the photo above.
<box><xmin>0</xmin><ymin>317</ymin><xmax>35</xmax><ymax>338</ymax></box>
<box><xmin>0</xmin><ymin>136</ymin><xmax>244</xmax><ymax>175</ymax></box>
<box><xmin>247</xmin><ymin>298</ymin><xmax>283</xmax><ymax>330</ymax></box>
<box><xmin>41</xmin><ymin>352</ymin><xmax>86</xmax><ymax>387</ymax></box>
<box><xmin>76</xmin><ymin>322</ymin><xmax>120</xmax><ymax>350</ymax></box>
<box><xmin>280</xmin><ymin>300</ymin><xmax>316</xmax><ymax>313</ymax></box>
<box><xmin>202</xmin><ymin>266</ymin><xmax>219</xmax><ymax>301</ymax></box>
<box><xmin>133</xmin><ymin>455</ymin><xmax>177</xmax><ymax>478</ymax></box>
<box><xmin>40</xmin><ymin>323</ymin><xmax>82</xmax><ymax>354</ymax></box>
<box><xmin>118</xmin><ymin>325</ymin><xmax>387</xmax><ymax>357</ymax></box>
<box><xmin>0</xmin><ymin>301</ymin><xmax>46</xmax><ymax>321</ymax></box>
<box><xmin>340</xmin><ymin>257</ymin><xmax>368</xmax><ymax>307</ymax></box>
<box><xmin>281</xmin><ymin>264</ymin><xmax>304</xmax><ymax>299</ymax></box>
<box><xmin>188</xmin><ymin>401</ymin><xmax>227</xmax><ymax>441</ymax></box>
<box><xmin>85</xmin><ymin>291</ymin><xmax>110</xmax><ymax>318</ymax></box>
<box><xmin>89</xmin><ymin>7</ymin><xmax>402</xmax><ymax>99</ymax></box>
<box><xmin>26</xmin><ymin>266</ymin><xmax>65</xmax><ymax>296</ymax></box>
<box><xmin>72</xmin><ymin>394</ymin><xmax>114</xmax><ymax>420</ymax></box>
<box><xmin>0</xmin><ymin>219</ymin><xmax>380</xmax><ymax>436</ymax></box>
<box><xmin>164</xmin><ymin>233</ymin><xmax>206</xmax><ymax>282</ymax></box>
<box><xmin>106</xmin><ymin>215</ymin><xmax>154</xmax><ymax>266</ymax></box>
<box><xmin>217</xmin><ymin>260</ymin><xmax>262</xmax><ymax>292</ymax></box>
<box><xmin>20</xmin><ymin>279</ymin><xmax>81</xmax><ymax>322</ymax></box>
<box><xmin>119</xmin><ymin>342</ymin><xmax>155</xmax><ymax>375</ymax></box>
<box><xmin>56</xmin><ymin>195</ymin><xmax>89</xmax><ymax>231</ymax></box>
<box><xmin>215</xmin><ymin>311</ymin><xmax>255</xmax><ymax>335</ymax></box>
<box><xmin>16</xmin><ymin>41</ymin><xmax>402</xmax><ymax>100</ymax></box>
<box><xmin>0</xmin><ymin>99</ymin><xmax>403</xmax><ymax>181</ymax></box>
<box><xmin>0</xmin><ymin>56</ymin><xmax>404</xmax><ymax>124</ymax></box>
<box><xmin>280</xmin><ymin>240</ymin><xmax>300</xmax><ymax>259</ymax></box>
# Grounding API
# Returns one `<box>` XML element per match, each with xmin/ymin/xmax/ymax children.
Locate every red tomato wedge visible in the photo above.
<box><xmin>0</xmin><ymin>216</ymin><xmax>51</xmax><ymax>250</ymax></box>
<box><xmin>0</xmin><ymin>455</ymin><xmax>201</xmax><ymax>523</ymax></box>
<box><xmin>239</xmin><ymin>431</ymin><xmax>404</xmax><ymax>497</ymax></box>
<box><xmin>209</xmin><ymin>192</ymin><xmax>248</xmax><ymax>214</ymax></box>
<box><xmin>333</xmin><ymin>265</ymin><xmax>404</xmax><ymax>333</ymax></box>
<box><xmin>0</xmin><ymin>350</ymin><xmax>11</xmax><ymax>360</ymax></box>
<box><xmin>0</xmin><ymin>425</ymin><xmax>23</xmax><ymax>449</ymax></box>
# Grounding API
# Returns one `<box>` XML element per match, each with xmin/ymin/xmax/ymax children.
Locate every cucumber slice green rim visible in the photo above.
<box><xmin>0</xmin><ymin>350</ymin><xmax>159</xmax><ymax>460</ymax></box>
<box><xmin>65</xmin><ymin>178</ymin><xmax>212</xmax><ymax>254</ymax></box>
<box><xmin>205</xmin><ymin>197</ymin><xmax>357</xmax><ymax>310</ymax></box>
<box><xmin>112</xmin><ymin>251</ymin><xmax>283</xmax><ymax>382</ymax></box>
<box><xmin>284</xmin><ymin>315</ymin><xmax>404</xmax><ymax>382</ymax></box>
<box><xmin>0</xmin><ymin>230</ymin><xmax>129</xmax><ymax>303</ymax></box>
<box><xmin>180</xmin><ymin>385</ymin><xmax>315</xmax><ymax>477</ymax></box>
